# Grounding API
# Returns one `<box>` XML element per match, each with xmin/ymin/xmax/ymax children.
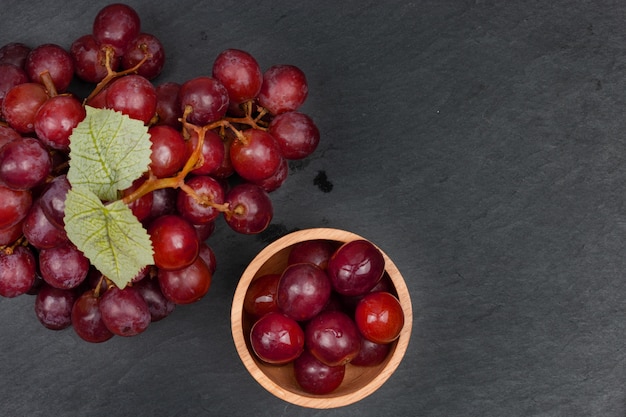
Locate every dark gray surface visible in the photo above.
<box><xmin>1</xmin><ymin>0</ymin><xmax>625</xmax><ymax>416</ymax></box>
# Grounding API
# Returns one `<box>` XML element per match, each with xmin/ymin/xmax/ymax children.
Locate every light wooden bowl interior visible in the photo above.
<box><xmin>231</xmin><ymin>228</ymin><xmax>413</xmax><ymax>409</ymax></box>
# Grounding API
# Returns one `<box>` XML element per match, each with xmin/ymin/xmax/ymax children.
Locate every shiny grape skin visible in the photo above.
<box><xmin>22</xmin><ymin>200</ymin><xmax>68</xmax><ymax>249</ymax></box>
<box><xmin>2</xmin><ymin>82</ymin><xmax>49</xmax><ymax>133</ymax></box>
<box><xmin>287</xmin><ymin>239</ymin><xmax>336</xmax><ymax>270</ymax></box>
<box><xmin>38</xmin><ymin>242</ymin><xmax>90</xmax><ymax>290</ymax></box>
<box><xmin>134</xmin><ymin>278</ymin><xmax>175</xmax><ymax>321</ymax></box>
<box><xmin>147</xmin><ymin>214</ymin><xmax>199</xmax><ymax>270</ymax></box>
<box><xmin>257</xmin><ymin>64</ymin><xmax>308</xmax><ymax>115</ymax></box>
<box><xmin>250</xmin><ymin>311</ymin><xmax>305</xmax><ymax>365</ymax></box>
<box><xmin>223</xmin><ymin>183</ymin><xmax>273</xmax><ymax>234</ymax></box>
<box><xmin>243</xmin><ymin>273</ymin><xmax>281</xmax><ymax>319</ymax></box>
<box><xmin>327</xmin><ymin>239</ymin><xmax>385</xmax><ymax>296</ymax></box>
<box><xmin>176</xmin><ymin>175</ymin><xmax>225</xmax><ymax>225</ymax></box>
<box><xmin>92</xmin><ymin>3</ymin><xmax>141</xmax><ymax>56</ymax></box>
<box><xmin>354</xmin><ymin>291</ymin><xmax>404</xmax><ymax>344</ymax></box>
<box><xmin>38</xmin><ymin>174</ymin><xmax>70</xmax><ymax>229</ymax></box>
<box><xmin>71</xmin><ymin>289</ymin><xmax>114</xmax><ymax>343</ymax></box>
<box><xmin>34</xmin><ymin>283</ymin><xmax>76</xmax><ymax>330</ymax></box>
<box><xmin>155</xmin><ymin>82</ymin><xmax>182</xmax><ymax>129</ymax></box>
<box><xmin>178</xmin><ymin>76</ymin><xmax>229</xmax><ymax>125</ymax></box>
<box><xmin>230</xmin><ymin>129</ymin><xmax>283</xmax><ymax>182</ymax></box>
<box><xmin>25</xmin><ymin>43</ymin><xmax>74</xmax><ymax>92</ymax></box>
<box><xmin>0</xmin><ymin>184</ymin><xmax>32</xmax><ymax>229</ymax></box>
<box><xmin>148</xmin><ymin>125</ymin><xmax>189</xmax><ymax>178</ymax></box>
<box><xmin>277</xmin><ymin>263</ymin><xmax>332</xmax><ymax>322</ymax></box>
<box><xmin>294</xmin><ymin>350</ymin><xmax>345</xmax><ymax>395</ymax></box>
<box><xmin>99</xmin><ymin>286</ymin><xmax>151</xmax><ymax>337</ymax></box>
<box><xmin>70</xmin><ymin>34</ymin><xmax>118</xmax><ymax>83</ymax></box>
<box><xmin>0</xmin><ymin>137</ymin><xmax>52</xmax><ymax>190</ymax></box>
<box><xmin>34</xmin><ymin>95</ymin><xmax>86</xmax><ymax>151</ymax></box>
<box><xmin>304</xmin><ymin>310</ymin><xmax>361</xmax><ymax>366</ymax></box>
<box><xmin>0</xmin><ymin>245</ymin><xmax>36</xmax><ymax>298</ymax></box>
<box><xmin>157</xmin><ymin>256</ymin><xmax>212</xmax><ymax>305</ymax></box>
<box><xmin>121</xmin><ymin>33</ymin><xmax>165</xmax><ymax>80</ymax></box>
<box><xmin>105</xmin><ymin>74</ymin><xmax>157</xmax><ymax>124</ymax></box>
<box><xmin>211</xmin><ymin>48</ymin><xmax>263</xmax><ymax>104</ymax></box>
<box><xmin>268</xmin><ymin>111</ymin><xmax>320</xmax><ymax>160</ymax></box>
<box><xmin>350</xmin><ymin>335</ymin><xmax>391</xmax><ymax>367</ymax></box>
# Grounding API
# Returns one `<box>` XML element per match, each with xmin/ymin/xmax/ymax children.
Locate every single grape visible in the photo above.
<box><xmin>223</xmin><ymin>183</ymin><xmax>273</xmax><ymax>234</ymax></box>
<box><xmin>22</xmin><ymin>200</ymin><xmax>68</xmax><ymax>249</ymax></box>
<box><xmin>148</xmin><ymin>124</ymin><xmax>189</xmax><ymax>178</ymax></box>
<box><xmin>257</xmin><ymin>64</ymin><xmax>308</xmax><ymax>115</ymax></box>
<box><xmin>0</xmin><ymin>63</ymin><xmax>29</xmax><ymax>110</ymax></box>
<box><xmin>38</xmin><ymin>174</ymin><xmax>70</xmax><ymax>228</ymax></box>
<box><xmin>145</xmin><ymin>187</ymin><xmax>177</xmax><ymax>222</ymax></box>
<box><xmin>0</xmin><ymin>42</ymin><xmax>31</xmax><ymax>67</ymax></box>
<box><xmin>1</xmin><ymin>82</ymin><xmax>49</xmax><ymax>133</ymax></box>
<box><xmin>147</xmin><ymin>214</ymin><xmax>199</xmax><ymax>270</ymax></box>
<box><xmin>71</xmin><ymin>289</ymin><xmax>114</xmax><ymax>343</ymax></box>
<box><xmin>277</xmin><ymin>263</ymin><xmax>332</xmax><ymax>321</ymax></box>
<box><xmin>187</xmin><ymin>129</ymin><xmax>225</xmax><ymax>176</ymax></box>
<box><xmin>121</xmin><ymin>33</ymin><xmax>165</xmax><ymax>80</ymax></box>
<box><xmin>268</xmin><ymin>111</ymin><xmax>320</xmax><ymax>160</ymax></box>
<box><xmin>34</xmin><ymin>283</ymin><xmax>76</xmax><ymax>330</ymax></box>
<box><xmin>176</xmin><ymin>175</ymin><xmax>225</xmax><ymax>225</ymax></box>
<box><xmin>25</xmin><ymin>43</ymin><xmax>74</xmax><ymax>92</ymax></box>
<box><xmin>252</xmin><ymin>157</ymin><xmax>288</xmax><ymax>193</ymax></box>
<box><xmin>92</xmin><ymin>3</ymin><xmax>141</xmax><ymax>56</ymax></box>
<box><xmin>354</xmin><ymin>291</ymin><xmax>404</xmax><ymax>344</ymax></box>
<box><xmin>105</xmin><ymin>74</ymin><xmax>157</xmax><ymax>124</ymax></box>
<box><xmin>39</xmin><ymin>242</ymin><xmax>90</xmax><ymax>290</ymax></box>
<box><xmin>157</xmin><ymin>256</ymin><xmax>212</xmax><ymax>305</ymax></box>
<box><xmin>70</xmin><ymin>34</ymin><xmax>119</xmax><ymax>83</ymax></box>
<box><xmin>327</xmin><ymin>239</ymin><xmax>385</xmax><ymax>296</ymax></box>
<box><xmin>230</xmin><ymin>129</ymin><xmax>283</xmax><ymax>182</ymax></box>
<box><xmin>243</xmin><ymin>273</ymin><xmax>280</xmax><ymax>319</ymax></box>
<box><xmin>134</xmin><ymin>277</ymin><xmax>175</xmax><ymax>321</ymax></box>
<box><xmin>0</xmin><ymin>246</ymin><xmax>36</xmax><ymax>298</ymax></box>
<box><xmin>155</xmin><ymin>82</ymin><xmax>182</xmax><ymax>128</ymax></box>
<box><xmin>34</xmin><ymin>94</ymin><xmax>86</xmax><ymax>151</ymax></box>
<box><xmin>250</xmin><ymin>311</ymin><xmax>304</xmax><ymax>364</ymax></box>
<box><xmin>0</xmin><ymin>184</ymin><xmax>32</xmax><ymax>230</ymax></box>
<box><xmin>305</xmin><ymin>310</ymin><xmax>361</xmax><ymax>366</ymax></box>
<box><xmin>178</xmin><ymin>76</ymin><xmax>229</xmax><ymax>125</ymax></box>
<box><xmin>294</xmin><ymin>350</ymin><xmax>345</xmax><ymax>395</ymax></box>
<box><xmin>287</xmin><ymin>239</ymin><xmax>336</xmax><ymax>270</ymax></box>
<box><xmin>0</xmin><ymin>137</ymin><xmax>52</xmax><ymax>190</ymax></box>
<box><xmin>211</xmin><ymin>48</ymin><xmax>263</xmax><ymax>104</ymax></box>
<box><xmin>350</xmin><ymin>335</ymin><xmax>391</xmax><ymax>366</ymax></box>
<box><xmin>99</xmin><ymin>285</ymin><xmax>151</xmax><ymax>337</ymax></box>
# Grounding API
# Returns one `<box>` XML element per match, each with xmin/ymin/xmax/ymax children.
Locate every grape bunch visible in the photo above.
<box><xmin>0</xmin><ymin>3</ymin><xmax>320</xmax><ymax>343</ymax></box>
<box><xmin>244</xmin><ymin>239</ymin><xmax>405</xmax><ymax>395</ymax></box>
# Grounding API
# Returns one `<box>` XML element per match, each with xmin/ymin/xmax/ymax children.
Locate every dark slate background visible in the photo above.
<box><xmin>2</xmin><ymin>1</ymin><xmax>626</xmax><ymax>416</ymax></box>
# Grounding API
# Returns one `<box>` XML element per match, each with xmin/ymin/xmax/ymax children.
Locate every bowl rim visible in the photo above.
<box><xmin>230</xmin><ymin>227</ymin><xmax>413</xmax><ymax>409</ymax></box>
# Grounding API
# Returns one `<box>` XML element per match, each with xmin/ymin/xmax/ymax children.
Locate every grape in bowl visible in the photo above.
<box><xmin>230</xmin><ymin>228</ymin><xmax>413</xmax><ymax>409</ymax></box>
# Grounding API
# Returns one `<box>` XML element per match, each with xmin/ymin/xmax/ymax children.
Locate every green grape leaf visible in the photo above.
<box><xmin>67</xmin><ymin>106</ymin><xmax>152</xmax><ymax>201</ymax></box>
<box><xmin>64</xmin><ymin>187</ymin><xmax>154</xmax><ymax>289</ymax></box>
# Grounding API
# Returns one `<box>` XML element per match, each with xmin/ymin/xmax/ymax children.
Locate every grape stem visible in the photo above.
<box><xmin>39</xmin><ymin>71</ymin><xmax>58</xmax><ymax>97</ymax></box>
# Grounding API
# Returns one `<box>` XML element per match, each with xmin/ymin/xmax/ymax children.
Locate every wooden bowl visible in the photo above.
<box><xmin>230</xmin><ymin>228</ymin><xmax>413</xmax><ymax>408</ymax></box>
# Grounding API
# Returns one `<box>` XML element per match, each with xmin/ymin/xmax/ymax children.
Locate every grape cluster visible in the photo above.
<box><xmin>0</xmin><ymin>4</ymin><xmax>320</xmax><ymax>342</ymax></box>
<box><xmin>244</xmin><ymin>239</ymin><xmax>405</xmax><ymax>395</ymax></box>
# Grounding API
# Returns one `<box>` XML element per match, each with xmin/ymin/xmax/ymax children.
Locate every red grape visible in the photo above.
<box><xmin>294</xmin><ymin>350</ymin><xmax>345</xmax><ymax>395</ymax></box>
<box><xmin>71</xmin><ymin>289</ymin><xmax>115</xmax><ymax>343</ymax></box>
<box><xmin>250</xmin><ymin>311</ymin><xmax>304</xmax><ymax>364</ymax></box>
<box><xmin>25</xmin><ymin>43</ymin><xmax>74</xmax><ymax>92</ymax></box>
<box><xmin>22</xmin><ymin>201</ymin><xmax>68</xmax><ymax>249</ymax></box>
<box><xmin>121</xmin><ymin>33</ymin><xmax>165</xmax><ymax>80</ymax></box>
<box><xmin>148</xmin><ymin>124</ymin><xmax>189</xmax><ymax>178</ymax></box>
<box><xmin>354</xmin><ymin>291</ymin><xmax>404</xmax><ymax>344</ymax></box>
<box><xmin>212</xmin><ymin>48</ymin><xmax>262</xmax><ymax>104</ymax></box>
<box><xmin>157</xmin><ymin>255</ymin><xmax>212</xmax><ymax>305</ymax></box>
<box><xmin>277</xmin><ymin>263</ymin><xmax>332</xmax><ymax>321</ymax></box>
<box><xmin>134</xmin><ymin>277</ymin><xmax>175</xmax><ymax>321</ymax></box>
<box><xmin>0</xmin><ymin>42</ymin><xmax>31</xmax><ymax>67</ymax></box>
<box><xmin>305</xmin><ymin>310</ymin><xmax>361</xmax><ymax>366</ymax></box>
<box><xmin>287</xmin><ymin>239</ymin><xmax>336</xmax><ymax>270</ymax></box>
<box><xmin>257</xmin><ymin>64</ymin><xmax>308</xmax><ymax>115</ymax></box>
<box><xmin>2</xmin><ymin>82</ymin><xmax>49</xmax><ymax>133</ymax></box>
<box><xmin>92</xmin><ymin>3</ymin><xmax>141</xmax><ymax>56</ymax></box>
<box><xmin>0</xmin><ymin>246</ymin><xmax>36</xmax><ymax>298</ymax></box>
<box><xmin>0</xmin><ymin>221</ymin><xmax>24</xmax><ymax>246</ymax></box>
<box><xmin>34</xmin><ymin>94</ymin><xmax>86</xmax><ymax>151</ymax></box>
<box><xmin>178</xmin><ymin>76</ymin><xmax>229</xmax><ymax>125</ymax></box>
<box><xmin>34</xmin><ymin>283</ymin><xmax>76</xmax><ymax>330</ymax></box>
<box><xmin>243</xmin><ymin>273</ymin><xmax>280</xmax><ymax>319</ymax></box>
<box><xmin>0</xmin><ymin>63</ymin><xmax>29</xmax><ymax>110</ymax></box>
<box><xmin>230</xmin><ymin>129</ymin><xmax>283</xmax><ymax>182</ymax></box>
<box><xmin>0</xmin><ymin>137</ymin><xmax>52</xmax><ymax>190</ymax></box>
<box><xmin>147</xmin><ymin>214</ymin><xmax>199</xmax><ymax>270</ymax></box>
<box><xmin>99</xmin><ymin>285</ymin><xmax>151</xmax><ymax>337</ymax></box>
<box><xmin>350</xmin><ymin>335</ymin><xmax>392</xmax><ymax>366</ymax></box>
<box><xmin>223</xmin><ymin>183</ymin><xmax>272</xmax><ymax>234</ymax></box>
<box><xmin>70</xmin><ymin>34</ymin><xmax>119</xmax><ymax>83</ymax></box>
<box><xmin>268</xmin><ymin>111</ymin><xmax>320</xmax><ymax>160</ymax></box>
<box><xmin>187</xmin><ymin>129</ymin><xmax>225</xmax><ymax>176</ymax></box>
<box><xmin>176</xmin><ymin>175</ymin><xmax>225</xmax><ymax>225</ymax></box>
<box><xmin>38</xmin><ymin>242</ymin><xmax>90</xmax><ymax>290</ymax></box>
<box><xmin>155</xmin><ymin>82</ymin><xmax>182</xmax><ymax>128</ymax></box>
<box><xmin>105</xmin><ymin>74</ymin><xmax>157</xmax><ymax>124</ymax></box>
<box><xmin>121</xmin><ymin>177</ymin><xmax>154</xmax><ymax>222</ymax></box>
<box><xmin>38</xmin><ymin>174</ymin><xmax>70</xmax><ymax>228</ymax></box>
<box><xmin>0</xmin><ymin>184</ymin><xmax>32</xmax><ymax>230</ymax></box>
<box><xmin>327</xmin><ymin>239</ymin><xmax>385</xmax><ymax>296</ymax></box>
